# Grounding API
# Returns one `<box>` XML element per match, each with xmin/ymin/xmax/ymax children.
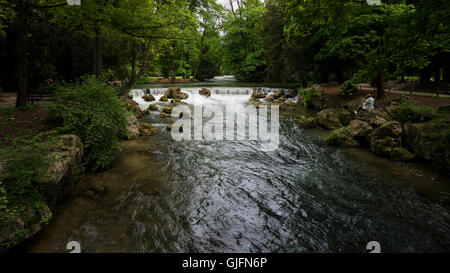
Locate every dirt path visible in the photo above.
<box><xmin>358</xmin><ymin>83</ymin><xmax>450</xmax><ymax>99</ymax></box>
<box><xmin>0</xmin><ymin>92</ymin><xmax>16</xmax><ymax>106</ymax></box>
<box><xmin>324</xmin><ymin>85</ymin><xmax>450</xmax><ymax>108</ymax></box>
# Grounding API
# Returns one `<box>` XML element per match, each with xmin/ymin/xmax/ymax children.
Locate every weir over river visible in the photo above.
<box><xmin>28</xmin><ymin>80</ymin><xmax>450</xmax><ymax>253</ymax></box>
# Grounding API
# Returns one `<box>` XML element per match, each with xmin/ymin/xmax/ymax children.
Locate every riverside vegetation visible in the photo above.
<box><xmin>0</xmin><ymin>77</ymin><xmax>156</xmax><ymax>251</ymax></box>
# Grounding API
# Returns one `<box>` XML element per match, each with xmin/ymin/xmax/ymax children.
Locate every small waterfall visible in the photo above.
<box><xmin>130</xmin><ymin>87</ymin><xmax>296</xmax><ymax>98</ymax></box>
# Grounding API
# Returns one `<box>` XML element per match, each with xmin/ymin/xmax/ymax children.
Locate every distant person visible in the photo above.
<box><xmin>355</xmin><ymin>94</ymin><xmax>375</xmax><ymax>114</ymax></box>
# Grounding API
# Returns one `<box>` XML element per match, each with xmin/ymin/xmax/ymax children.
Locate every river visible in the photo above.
<box><xmin>27</xmin><ymin>82</ymin><xmax>450</xmax><ymax>253</ymax></box>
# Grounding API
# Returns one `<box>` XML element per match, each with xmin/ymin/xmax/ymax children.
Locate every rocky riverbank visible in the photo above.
<box><xmin>247</xmin><ymin>86</ymin><xmax>449</xmax><ymax>176</ymax></box>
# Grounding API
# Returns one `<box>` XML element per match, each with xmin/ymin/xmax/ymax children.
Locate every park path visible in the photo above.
<box><xmin>358</xmin><ymin>83</ymin><xmax>450</xmax><ymax>99</ymax></box>
<box><xmin>0</xmin><ymin>92</ymin><xmax>16</xmax><ymax>106</ymax></box>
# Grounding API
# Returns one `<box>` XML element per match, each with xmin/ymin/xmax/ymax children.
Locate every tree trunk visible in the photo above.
<box><xmin>171</xmin><ymin>61</ymin><xmax>176</xmax><ymax>83</ymax></box>
<box><xmin>93</xmin><ymin>26</ymin><xmax>103</xmax><ymax>79</ymax></box>
<box><xmin>443</xmin><ymin>67</ymin><xmax>450</xmax><ymax>83</ymax></box>
<box><xmin>433</xmin><ymin>66</ymin><xmax>441</xmax><ymax>87</ymax></box>
<box><xmin>375</xmin><ymin>69</ymin><xmax>385</xmax><ymax>99</ymax></box>
<box><xmin>419</xmin><ymin>67</ymin><xmax>431</xmax><ymax>87</ymax></box>
<box><xmin>193</xmin><ymin>28</ymin><xmax>207</xmax><ymax>80</ymax></box>
<box><xmin>16</xmin><ymin>0</ymin><xmax>29</xmax><ymax>107</ymax></box>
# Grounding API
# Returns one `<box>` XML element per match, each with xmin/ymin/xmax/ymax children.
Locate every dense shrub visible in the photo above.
<box><xmin>397</xmin><ymin>101</ymin><xmax>434</xmax><ymax>123</ymax></box>
<box><xmin>46</xmin><ymin>76</ymin><xmax>129</xmax><ymax>170</ymax></box>
<box><xmin>340</xmin><ymin>81</ymin><xmax>357</xmax><ymax>97</ymax></box>
<box><xmin>299</xmin><ymin>87</ymin><xmax>323</xmax><ymax>107</ymax></box>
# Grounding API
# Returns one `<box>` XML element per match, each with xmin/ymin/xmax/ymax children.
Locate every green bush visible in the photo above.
<box><xmin>299</xmin><ymin>87</ymin><xmax>323</xmax><ymax>107</ymax></box>
<box><xmin>340</xmin><ymin>81</ymin><xmax>357</xmax><ymax>97</ymax></box>
<box><xmin>46</xmin><ymin>76</ymin><xmax>129</xmax><ymax>170</ymax></box>
<box><xmin>397</xmin><ymin>101</ymin><xmax>434</xmax><ymax>123</ymax></box>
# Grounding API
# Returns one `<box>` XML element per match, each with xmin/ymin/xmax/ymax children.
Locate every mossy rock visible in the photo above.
<box><xmin>142</xmin><ymin>94</ymin><xmax>155</xmax><ymax>102</ymax></box>
<box><xmin>347</xmin><ymin>120</ymin><xmax>373</xmax><ymax>137</ymax></box>
<box><xmin>327</xmin><ymin>127</ymin><xmax>359</xmax><ymax>147</ymax></box>
<box><xmin>390</xmin><ymin>148</ymin><xmax>415</xmax><ymax>162</ymax></box>
<box><xmin>316</xmin><ymin>108</ymin><xmax>343</xmax><ymax>130</ymax></box>
<box><xmin>148</xmin><ymin>104</ymin><xmax>158</xmax><ymax>111</ymax></box>
<box><xmin>405</xmin><ymin>117</ymin><xmax>450</xmax><ymax>174</ymax></box>
<box><xmin>163</xmin><ymin>107</ymin><xmax>173</xmax><ymax>115</ymax></box>
<box><xmin>295</xmin><ymin>115</ymin><xmax>317</xmax><ymax>129</ymax></box>
<box><xmin>139</xmin><ymin>122</ymin><xmax>158</xmax><ymax>136</ymax></box>
<box><xmin>368</xmin><ymin>121</ymin><xmax>403</xmax><ymax>158</ymax></box>
<box><xmin>160</xmin><ymin>113</ymin><xmax>171</xmax><ymax>118</ymax></box>
<box><xmin>159</xmin><ymin>95</ymin><xmax>168</xmax><ymax>102</ymax></box>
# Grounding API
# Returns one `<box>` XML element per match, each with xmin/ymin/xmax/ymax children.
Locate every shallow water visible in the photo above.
<box><xmin>27</xmin><ymin>87</ymin><xmax>450</xmax><ymax>253</ymax></box>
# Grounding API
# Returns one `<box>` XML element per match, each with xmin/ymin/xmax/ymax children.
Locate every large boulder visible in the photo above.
<box><xmin>46</xmin><ymin>135</ymin><xmax>84</xmax><ymax>206</ymax></box>
<box><xmin>200</xmin><ymin>88</ymin><xmax>212</xmax><ymax>97</ymax></box>
<box><xmin>327</xmin><ymin>127</ymin><xmax>360</xmax><ymax>147</ymax></box>
<box><xmin>405</xmin><ymin>118</ymin><xmax>450</xmax><ymax>174</ymax></box>
<box><xmin>367</xmin><ymin>121</ymin><xmax>403</xmax><ymax>159</ymax></box>
<box><xmin>164</xmin><ymin>87</ymin><xmax>189</xmax><ymax>100</ymax></box>
<box><xmin>295</xmin><ymin>115</ymin><xmax>317</xmax><ymax>129</ymax></box>
<box><xmin>1</xmin><ymin>135</ymin><xmax>84</xmax><ymax>251</ymax></box>
<box><xmin>250</xmin><ymin>90</ymin><xmax>267</xmax><ymax>100</ymax></box>
<box><xmin>265</xmin><ymin>90</ymin><xmax>285</xmax><ymax>102</ymax></box>
<box><xmin>147</xmin><ymin>104</ymin><xmax>158</xmax><ymax>111</ymax></box>
<box><xmin>347</xmin><ymin>120</ymin><xmax>373</xmax><ymax>138</ymax></box>
<box><xmin>142</xmin><ymin>94</ymin><xmax>155</xmax><ymax>102</ymax></box>
<box><xmin>163</xmin><ymin>106</ymin><xmax>173</xmax><ymax>115</ymax></box>
<box><xmin>356</xmin><ymin>109</ymin><xmax>391</xmax><ymax>128</ymax></box>
<box><xmin>344</xmin><ymin>97</ymin><xmax>365</xmax><ymax>113</ymax></box>
<box><xmin>127</xmin><ymin>114</ymin><xmax>140</xmax><ymax>139</ymax></box>
<box><xmin>316</xmin><ymin>108</ymin><xmax>347</xmax><ymax>130</ymax></box>
<box><xmin>159</xmin><ymin>95</ymin><xmax>168</xmax><ymax>102</ymax></box>
<box><xmin>390</xmin><ymin>148</ymin><xmax>415</xmax><ymax>162</ymax></box>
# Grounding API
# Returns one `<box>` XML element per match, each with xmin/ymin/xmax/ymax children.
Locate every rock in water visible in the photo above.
<box><xmin>367</xmin><ymin>121</ymin><xmax>403</xmax><ymax>158</ymax></box>
<box><xmin>250</xmin><ymin>90</ymin><xmax>267</xmax><ymax>100</ymax></box>
<box><xmin>356</xmin><ymin>109</ymin><xmax>391</xmax><ymax>128</ymax></box>
<box><xmin>405</xmin><ymin>118</ymin><xmax>450</xmax><ymax>174</ymax></box>
<box><xmin>264</xmin><ymin>90</ymin><xmax>285</xmax><ymax>102</ymax></box>
<box><xmin>142</xmin><ymin>94</ymin><xmax>155</xmax><ymax>102</ymax></box>
<box><xmin>327</xmin><ymin>127</ymin><xmax>359</xmax><ymax>147</ymax></box>
<box><xmin>390</xmin><ymin>148</ymin><xmax>415</xmax><ymax>162</ymax></box>
<box><xmin>200</xmin><ymin>88</ymin><xmax>212</xmax><ymax>97</ymax></box>
<box><xmin>148</xmin><ymin>104</ymin><xmax>158</xmax><ymax>111</ymax></box>
<box><xmin>164</xmin><ymin>87</ymin><xmax>189</xmax><ymax>100</ymax></box>
<box><xmin>139</xmin><ymin>122</ymin><xmax>158</xmax><ymax>136</ymax></box>
<box><xmin>163</xmin><ymin>107</ymin><xmax>173</xmax><ymax>115</ymax></box>
<box><xmin>316</xmin><ymin>108</ymin><xmax>343</xmax><ymax>130</ymax></box>
<box><xmin>159</xmin><ymin>95</ymin><xmax>168</xmax><ymax>102</ymax></box>
<box><xmin>295</xmin><ymin>115</ymin><xmax>317</xmax><ymax>129</ymax></box>
<box><xmin>347</xmin><ymin>120</ymin><xmax>373</xmax><ymax>138</ymax></box>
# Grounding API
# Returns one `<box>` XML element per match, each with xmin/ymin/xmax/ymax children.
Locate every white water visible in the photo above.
<box><xmin>130</xmin><ymin>87</ymin><xmax>297</xmax><ymax>111</ymax></box>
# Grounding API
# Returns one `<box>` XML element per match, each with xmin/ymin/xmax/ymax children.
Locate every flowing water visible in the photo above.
<box><xmin>27</xmin><ymin>85</ymin><xmax>450</xmax><ymax>253</ymax></box>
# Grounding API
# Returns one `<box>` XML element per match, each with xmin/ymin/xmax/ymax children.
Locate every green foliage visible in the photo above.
<box><xmin>299</xmin><ymin>87</ymin><xmax>323</xmax><ymax>107</ymax></box>
<box><xmin>221</xmin><ymin>1</ymin><xmax>266</xmax><ymax>81</ymax></box>
<box><xmin>0</xmin><ymin>133</ymin><xmax>56</xmax><ymax>227</ymax></box>
<box><xmin>46</xmin><ymin>76</ymin><xmax>129</xmax><ymax>170</ymax></box>
<box><xmin>340</xmin><ymin>81</ymin><xmax>357</xmax><ymax>97</ymax></box>
<box><xmin>397</xmin><ymin>101</ymin><xmax>434</xmax><ymax>123</ymax></box>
